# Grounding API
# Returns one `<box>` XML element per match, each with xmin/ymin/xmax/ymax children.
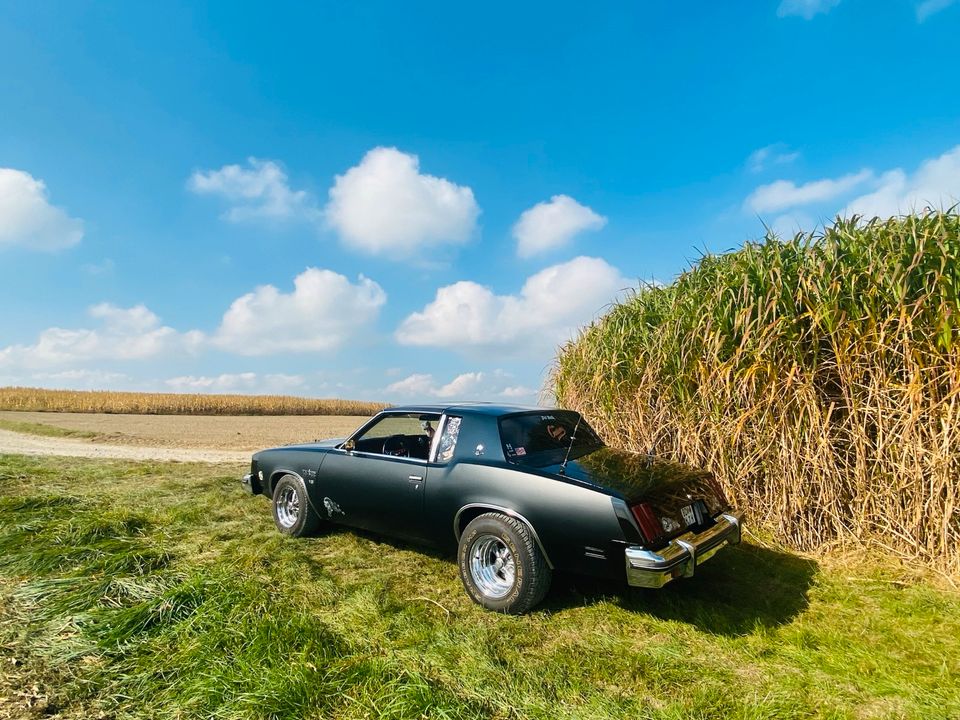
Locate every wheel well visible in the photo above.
<box><xmin>455</xmin><ymin>506</ymin><xmax>493</xmax><ymax>538</ymax></box>
<box><xmin>268</xmin><ymin>469</ymin><xmax>301</xmax><ymax>498</ymax></box>
<box><xmin>454</xmin><ymin>504</ymin><xmax>554</xmax><ymax>569</ymax></box>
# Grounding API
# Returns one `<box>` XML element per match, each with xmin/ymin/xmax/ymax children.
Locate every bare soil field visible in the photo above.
<box><xmin>0</xmin><ymin>428</ymin><xmax>250</xmax><ymax>464</ymax></box>
<box><xmin>0</xmin><ymin>411</ymin><xmax>370</xmax><ymax>451</ymax></box>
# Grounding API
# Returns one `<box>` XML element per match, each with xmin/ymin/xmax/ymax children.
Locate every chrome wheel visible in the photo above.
<box><xmin>469</xmin><ymin>534</ymin><xmax>516</xmax><ymax>599</ymax></box>
<box><xmin>275</xmin><ymin>484</ymin><xmax>300</xmax><ymax>529</ymax></box>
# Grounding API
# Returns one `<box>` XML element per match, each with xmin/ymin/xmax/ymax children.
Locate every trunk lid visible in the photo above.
<box><xmin>542</xmin><ymin>447</ymin><xmax>729</xmax><ymax>540</ymax></box>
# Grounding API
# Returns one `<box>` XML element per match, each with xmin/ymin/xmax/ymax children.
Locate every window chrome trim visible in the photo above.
<box><xmin>347</xmin><ymin>449</ymin><xmax>429</xmax><ymax>465</ymax></box>
<box><xmin>453</xmin><ymin>503</ymin><xmax>554</xmax><ymax>569</ymax></box>
<box><xmin>428</xmin><ymin>413</ymin><xmax>447</xmax><ymax>463</ymax></box>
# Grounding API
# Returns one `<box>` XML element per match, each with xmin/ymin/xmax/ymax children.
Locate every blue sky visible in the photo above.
<box><xmin>2</xmin><ymin>0</ymin><xmax>959</xmax><ymax>403</ymax></box>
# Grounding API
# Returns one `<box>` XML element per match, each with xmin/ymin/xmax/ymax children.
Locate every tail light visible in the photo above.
<box><xmin>630</xmin><ymin>502</ymin><xmax>663</xmax><ymax>544</ymax></box>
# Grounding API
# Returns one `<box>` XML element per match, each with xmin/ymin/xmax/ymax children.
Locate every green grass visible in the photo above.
<box><xmin>1</xmin><ymin>455</ymin><xmax>958</xmax><ymax>719</ymax></box>
<box><xmin>0</xmin><ymin>417</ymin><xmax>99</xmax><ymax>439</ymax></box>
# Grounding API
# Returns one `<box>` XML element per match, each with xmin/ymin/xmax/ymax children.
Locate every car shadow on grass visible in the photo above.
<box><xmin>545</xmin><ymin>542</ymin><xmax>819</xmax><ymax>635</ymax></box>
<box><xmin>308</xmin><ymin>525</ymin><xmax>816</xmax><ymax>634</ymax></box>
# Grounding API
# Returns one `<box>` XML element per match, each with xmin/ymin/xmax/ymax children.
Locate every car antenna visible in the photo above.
<box><xmin>559</xmin><ymin>413</ymin><xmax>582</xmax><ymax>476</ymax></box>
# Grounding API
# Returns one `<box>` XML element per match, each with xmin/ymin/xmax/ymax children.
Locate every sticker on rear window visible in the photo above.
<box><xmin>515</xmin><ymin>447</ymin><xmax>526</xmax><ymax>456</ymax></box>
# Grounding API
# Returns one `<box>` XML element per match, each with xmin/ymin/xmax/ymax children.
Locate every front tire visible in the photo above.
<box><xmin>458</xmin><ymin>512</ymin><xmax>551</xmax><ymax>614</ymax></box>
<box><xmin>271</xmin><ymin>474</ymin><xmax>321</xmax><ymax>537</ymax></box>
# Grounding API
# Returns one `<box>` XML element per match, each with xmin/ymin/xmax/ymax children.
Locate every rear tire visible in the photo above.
<box><xmin>458</xmin><ymin>512</ymin><xmax>551</xmax><ymax>614</ymax></box>
<box><xmin>271</xmin><ymin>474</ymin><xmax>321</xmax><ymax>537</ymax></box>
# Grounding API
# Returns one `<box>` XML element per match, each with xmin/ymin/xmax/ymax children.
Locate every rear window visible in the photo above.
<box><xmin>499</xmin><ymin>411</ymin><xmax>603</xmax><ymax>464</ymax></box>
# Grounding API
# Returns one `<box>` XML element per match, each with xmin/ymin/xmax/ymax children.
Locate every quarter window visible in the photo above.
<box><xmin>435</xmin><ymin>416</ymin><xmax>462</xmax><ymax>463</ymax></box>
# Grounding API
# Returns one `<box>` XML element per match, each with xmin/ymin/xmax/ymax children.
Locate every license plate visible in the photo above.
<box><xmin>680</xmin><ymin>503</ymin><xmax>696</xmax><ymax>527</ymax></box>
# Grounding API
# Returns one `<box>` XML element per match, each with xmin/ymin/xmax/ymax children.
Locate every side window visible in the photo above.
<box><xmin>352</xmin><ymin>413</ymin><xmax>439</xmax><ymax>459</ymax></box>
<box><xmin>434</xmin><ymin>416</ymin><xmax>462</xmax><ymax>463</ymax></box>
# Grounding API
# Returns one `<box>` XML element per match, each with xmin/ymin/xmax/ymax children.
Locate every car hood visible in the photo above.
<box><xmin>258</xmin><ymin>437</ymin><xmax>344</xmax><ymax>454</ymax></box>
<box><xmin>538</xmin><ymin>446</ymin><xmax>726</xmax><ymax>517</ymax></box>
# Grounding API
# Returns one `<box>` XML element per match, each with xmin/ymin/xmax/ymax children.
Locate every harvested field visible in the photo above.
<box><xmin>0</xmin><ymin>411</ymin><xmax>371</xmax><ymax>451</ymax></box>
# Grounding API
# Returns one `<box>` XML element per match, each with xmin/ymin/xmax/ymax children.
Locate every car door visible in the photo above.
<box><xmin>316</xmin><ymin>413</ymin><xmax>436</xmax><ymax>541</ymax></box>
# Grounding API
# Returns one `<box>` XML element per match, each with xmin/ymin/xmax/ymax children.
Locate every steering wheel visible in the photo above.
<box><xmin>382</xmin><ymin>434</ymin><xmax>409</xmax><ymax>457</ymax></box>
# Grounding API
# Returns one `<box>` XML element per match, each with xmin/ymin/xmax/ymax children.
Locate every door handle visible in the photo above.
<box><xmin>408</xmin><ymin>475</ymin><xmax>423</xmax><ymax>482</ymax></box>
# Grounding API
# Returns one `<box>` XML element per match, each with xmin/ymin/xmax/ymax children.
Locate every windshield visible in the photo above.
<box><xmin>499</xmin><ymin>411</ymin><xmax>604</xmax><ymax>465</ymax></box>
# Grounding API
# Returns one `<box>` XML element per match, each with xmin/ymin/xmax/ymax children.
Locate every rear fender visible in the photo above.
<box><xmin>453</xmin><ymin>503</ymin><xmax>554</xmax><ymax>569</ymax></box>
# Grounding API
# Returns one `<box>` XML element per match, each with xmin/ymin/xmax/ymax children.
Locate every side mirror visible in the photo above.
<box><xmin>343</xmin><ymin>439</ymin><xmax>356</xmax><ymax>452</ymax></box>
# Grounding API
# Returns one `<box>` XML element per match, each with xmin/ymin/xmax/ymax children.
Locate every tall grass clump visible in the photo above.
<box><xmin>0</xmin><ymin>387</ymin><xmax>387</xmax><ymax>416</ymax></box>
<box><xmin>553</xmin><ymin>211</ymin><xmax>960</xmax><ymax>575</ymax></box>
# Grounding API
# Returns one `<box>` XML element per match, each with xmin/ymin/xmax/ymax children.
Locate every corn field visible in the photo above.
<box><xmin>553</xmin><ymin>211</ymin><xmax>960</xmax><ymax>576</ymax></box>
<box><xmin>0</xmin><ymin>387</ymin><xmax>387</xmax><ymax>416</ymax></box>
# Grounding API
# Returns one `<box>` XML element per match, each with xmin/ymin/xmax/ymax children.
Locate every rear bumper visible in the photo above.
<box><xmin>624</xmin><ymin>510</ymin><xmax>744</xmax><ymax>589</ymax></box>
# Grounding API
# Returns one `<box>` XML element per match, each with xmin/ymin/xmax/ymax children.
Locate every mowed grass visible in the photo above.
<box><xmin>0</xmin><ymin>417</ymin><xmax>99</xmax><ymax>440</ymax></box>
<box><xmin>0</xmin><ymin>455</ymin><xmax>958</xmax><ymax>719</ymax></box>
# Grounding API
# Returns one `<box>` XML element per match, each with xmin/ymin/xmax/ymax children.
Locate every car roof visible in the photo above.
<box><xmin>383</xmin><ymin>402</ymin><xmax>556</xmax><ymax>417</ymax></box>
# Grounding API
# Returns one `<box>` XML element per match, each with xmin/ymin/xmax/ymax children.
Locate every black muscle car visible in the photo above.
<box><xmin>242</xmin><ymin>404</ymin><xmax>743</xmax><ymax>614</ymax></box>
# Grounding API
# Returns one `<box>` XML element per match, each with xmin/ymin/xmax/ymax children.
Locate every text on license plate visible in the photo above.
<box><xmin>680</xmin><ymin>503</ymin><xmax>696</xmax><ymax>526</ymax></box>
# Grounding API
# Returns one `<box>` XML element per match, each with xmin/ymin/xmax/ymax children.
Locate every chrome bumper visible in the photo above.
<box><xmin>624</xmin><ymin>511</ymin><xmax>744</xmax><ymax>589</ymax></box>
<box><xmin>241</xmin><ymin>473</ymin><xmax>258</xmax><ymax>495</ymax></box>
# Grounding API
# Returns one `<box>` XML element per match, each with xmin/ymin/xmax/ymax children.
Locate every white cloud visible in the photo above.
<box><xmin>777</xmin><ymin>0</ymin><xmax>841</xmax><ymax>19</ymax></box>
<box><xmin>164</xmin><ymin>372</ymin><xmax>305</xmax><ymax>394</ymax></box>
<box><xmin>0</xmin><ymin>168</ymin><xmax>84</xmax><ymax>251</ymax></box>
<box><xmin>747</xmin><ymin>144</ymin><xmax>800</xmax><ymax>173</ymax></box>
<box><xmin>770</xmin><ymin>211</ymin><xmax>819</xmax><ymax>239</ymax></box>
<box><xmin>188</xmin><ymin>158</ymin><xmax>319</xmax><ymax>223</ymax></box>
<box><xmin>513</xmin><ymin>195</ymin><xmax>607</xmax><ymax>258</ymax></box>
<box><xmin>325</xmin><ymin>147</ymin><xmax>479</xmax><ymax>256</ymax></box>
<box><xmin>917</xmin><ymin>0</ymin><xmax>957</xmax><ymax>21</ymax></box>
<box><xmin>395</xmin><ymin>256</ymin><xmax>630</xmax><ymax>355</ymax></box>
<box><xmin>844</xmin><ymin>145</ymin><xmax>960</xmax><ymax>219</ymax></box>
<box><xmin>0</xmin><ymin>369</ymin><xmax>133</xmax><ymax>390</ymax></box>
<box><xmin>212</xmin><ymin>267</ymin><xmax>386</xmax><ymax>356</ymax></box>
<box><xmin>386</xmin><ymin>370</ymin><xmax>537</xmax><ymax>402</ymax></box>
<box><xmin>745</xmin><ymin>169</ymin><xmax>873</xmax><ymax>214</ymax></box>
<box><xmin>0</xmin><ymin>304</ymin><xmax>203</xmax><ymax>369</ymax></box>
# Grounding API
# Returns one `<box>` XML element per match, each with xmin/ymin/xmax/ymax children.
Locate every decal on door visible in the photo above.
<box><xmin>323</xmin><ymin>497</ymin><xmax>345</xmax><ymax>518</ymax></box>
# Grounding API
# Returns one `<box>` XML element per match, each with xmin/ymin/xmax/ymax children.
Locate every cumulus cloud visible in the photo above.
<box><xmin>0</xmin><ymin>304</ymin><xmax>203</xmax><ymax>369</ymax></box>
<box><xmin>747</xmin><ymin>144</ymin><xmax>800</xmax><ymax>173</ymax></box>
<box><xmin>747</xmin><ymin>145</ymin><xmax>960</xmax><ymax>233</ymax></box>
<box><xmin>0</xmin><ymin>369</ymin><xmax>134</xmax><ymax>391</ymax></box>
<box><xmin>395</xmin><ymin>256</ymin><xmax>630</xmax><ymax>355</ymax></box>
<box><xmin>777</xmin><ymin>0</ymin><xmax>841</xmax><ymax>19</ymax></box>
<box><xmin>212</xmin><ymin>267</ymin><xmax>386</xmax><ymax>356</ymax></box>
<box><xmin>386</xmin><ymin>370</ymin><xmax>537</xmax><ymax>402</ymax></box>
<box><xmin>745</xmin><ymin>170</ymin><xmax>873</xmax><ymax>214</ymax></box>
<box><xmin>844</xmin><ymin>145</ymin><xmax>960</xmax><ymax>219</ymax></box>
<box><xmin>325</xmin><ymin>147</ymin><xmax>479</xmax><ymax>256</ymax></box>
<box><xmin>917</xmin><ymin>0</ymin><xmax>957</xmax><ymax>21</ymax></box>
<box><xmin>513</xmin><ymin>195</ymin><xmax>607</xmax><ymax>258</ymax></box>
<box><xmin>165</xmin><ymin>372</ymin><xmax>305</xmax><ymax>394</ymax></box>
<box><xmin>769</xmin><ymin>211</ymin><xmax>819</xmax><ymax>240</ymax></box>
<box><xmin>0</xmin><ymin>168</ymin><xmax>84</xmax><ymax>251</ymax></box>
<box><xmin>188</xmin><ymin>158</ymin><xmax>320</xmax><ymax>223</ymax></box>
